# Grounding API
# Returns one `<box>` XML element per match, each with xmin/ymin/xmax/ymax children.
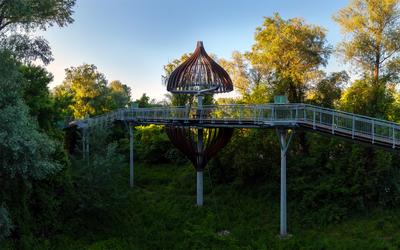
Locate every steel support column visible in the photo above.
<box><xmin>197</xmin><ymin>170</ymin><xmax>204</xmax><ymax>206</ymax></box>
<box><xmin>197</xmin><ymin>94</ymin><xmax>204</xmax><ymax>206</ymax></box>
<box><xmin>196</xmin><ymin>125</ymin><xmax>204</xmax><ymax>206</ymax></box>
<box><xmin>82</xmin><ymin>128</ymin><xmax>89</xmax><ymax>161</ymax></box>
<box><xmin>129</xmin><ymin>124</ymin><xmax>134</xmax><ymax>187</ymax></box>
<box><xmin>82</xmin><ymin>128</ymin><xmax>86</xmax><ymax>159</ymax></box>
<box><xmin>276</xmin><ymin>128</ymin><xmax>294</xmax><ymax>237</ymax></box>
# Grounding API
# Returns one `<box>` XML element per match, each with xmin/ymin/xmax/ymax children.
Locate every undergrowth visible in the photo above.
<box><xmin>7</xmin><ymin>163</ymin><xmax>400</xmax><ymax>250</ymax></box>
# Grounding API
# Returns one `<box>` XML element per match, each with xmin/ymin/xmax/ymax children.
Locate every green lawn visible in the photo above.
<box><xmin>24</xmin><ymin>163</ymin><xmax>400</xmax><ymax>250</ymax></box>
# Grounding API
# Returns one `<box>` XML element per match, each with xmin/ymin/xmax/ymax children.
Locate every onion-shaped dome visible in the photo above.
<box><xmin>167</xmin><ymin>41</ymin><xmax>233</xmax><ymax>94</ymax></box>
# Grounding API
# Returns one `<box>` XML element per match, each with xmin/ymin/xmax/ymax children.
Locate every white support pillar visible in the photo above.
<box><xmin>82</xmin><ymin>127</ymin><xmax>90</xmax><ymax>162</ymax></box>
<box><xmin>197</xmin><ymin>95</ymin><xmax>203</xmax><ymax>109</ymax></box>
<box><xmin>280</xmin><ymin>131</ymin><xmax>287</xmax><ymax>236</ymax></box>
<box><xmin>196</xmin><ymin>93</ymin><xmax>204</xmax><ymax>206</ymax></box>
<box><xmin>82</xmin><ymin>128</ymin><xmax>86</xmax><ymax>160</ymax></box>
<box><xmin>276</xmin><ymin>128</ymin><xmax>294</xmax><ymax>237</ymax></box>
<box><xmin>86</xmin><ymin>129</ymin><xmax>90</xmax><ymax>166</ymax></box>
<box><xmin>197</xmin><ymin>170</ymin><xmax>204</xmax><ymax>206</ymax></box>
<box><xmin>196</xmin><ymin>128</ymin><xmax>204</xmax><ymax>206</ymax></box>
<box><xmin>129</xmin><ymin>124</ymin><xmax>134</xmax><ymax>187</ymax></box>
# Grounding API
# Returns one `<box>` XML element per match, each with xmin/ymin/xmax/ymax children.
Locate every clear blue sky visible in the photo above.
<box><xmin>41</xmin><ymin>0</ymin><xmax>349</xmax><ymax>101</ymax></box>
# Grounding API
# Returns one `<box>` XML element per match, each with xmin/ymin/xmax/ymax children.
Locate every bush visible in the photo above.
<box><xmin>135</xmin><ymin>125</ymin><xmax>187</xmax><ymax>164</ymax></box>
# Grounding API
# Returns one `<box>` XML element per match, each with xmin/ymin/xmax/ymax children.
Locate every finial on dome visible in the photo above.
<box><xmin>196</xmin><ymin>41</ymin><xmax>204</xmax><ymax>48</ymax></box>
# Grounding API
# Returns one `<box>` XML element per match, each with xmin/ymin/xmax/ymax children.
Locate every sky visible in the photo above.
<box><xmin>40</xmin><ymin>0</ymin><xmax>350</xmax><ymax>101</ymax></box>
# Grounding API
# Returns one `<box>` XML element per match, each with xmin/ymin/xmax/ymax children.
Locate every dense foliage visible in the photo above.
<box><xmin>53</xmin><ymin>64</ymin><xmax>131</xmax><ymax>119</ymax></box>
<box><xmin>3</xmin><ymin>0</ymin><xmax>400</xmax><ymax>249</ymax></box>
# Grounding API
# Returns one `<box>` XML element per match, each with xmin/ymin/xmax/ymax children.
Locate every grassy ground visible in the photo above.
<box><xmin>19</xmin><ymin>163</ymin><xmax>400</xmax><ymax>249</ymax></box>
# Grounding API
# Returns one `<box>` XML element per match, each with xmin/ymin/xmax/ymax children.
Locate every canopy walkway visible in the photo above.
<box><xmin>69</xmin><ymin>102</ymin><xmax>400</xmax><ymax>237</ymax></box>
<box><xmin>74</xmin><ymin>103</ymin><xmax>400</xmax><ymax>149</ymax></box>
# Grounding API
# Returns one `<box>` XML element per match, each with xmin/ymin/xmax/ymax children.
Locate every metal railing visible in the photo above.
<box><xmin>74</xmin><ymin>103</ymin><xmax>400</xmax><ymax>149</ymax></box>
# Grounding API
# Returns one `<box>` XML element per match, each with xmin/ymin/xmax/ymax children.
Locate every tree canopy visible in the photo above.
<box><xmin>333</xmin><ymin>0</ymin><xmax>400</xmax><ymax>82</ymax></box>
<box><xmin>0</xmin><ymin>0</ymin><xmax>76</xmax><ymax>64</ymax></box>
<box><xmin>54</xmin><ymin>64</ymin><xmax>131</xmax><ymax>119</ymax></box>
<box><xmin>248</xmin><ymin>13</ymin><xmax>331</xmax><ymax>102</ymax></box>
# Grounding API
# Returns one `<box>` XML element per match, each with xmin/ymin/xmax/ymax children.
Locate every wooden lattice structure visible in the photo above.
<box><xmin>167</xmin><ymin>41</ymin><xmax>233</xmax><ymax>94</ymax></box>
<box><xmin>165</xmin><ymin>41</ymin><xmax>234</xmax><ymax>206</ymax></box>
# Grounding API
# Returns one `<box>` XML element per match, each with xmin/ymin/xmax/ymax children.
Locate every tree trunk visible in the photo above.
<box><xmin>374</xmin><ymin>51</ymin><xmax>380</xmax><ymax>83</ymax></box>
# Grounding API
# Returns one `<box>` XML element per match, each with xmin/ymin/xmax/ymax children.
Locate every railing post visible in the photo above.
<box><xmin>372</xmin><ymin>120</ymin><xmax>375</xmax><ymax>144</ymax></box>
<box><xmin>185</xmin><ymin>104</ymin><xmax>189</xmax><ymax>123</ymax></box>
<box><xmin>239</xmin><ymin>105</ymin><xmax>243</xmax><ymax>124</ymax></box>
<box><xmin>331</xmin><ymin>111</ymin><xmax>335</xmax><ymax>134</ymax></box>
<box><xmin>313</xmin><ymin>108</ymin><xmax>316</xmax><ymax>129</ymax></box>
<box><xmin>320</xmin><ymin>110</ymin><xmax>322</xmax><ymax>124</ymax></box>
<box><xmin>253</xmin><ymin>106</ymin><xmax>257</xmax><ymax>123</ymax></box>
<box><xmin>393</xmin><ymin>125</ymin><xmax>396</xmax><ymax>149</ymax></box>
<box><xmin>352</xmin><ymin>116</ymin><xmax>355</xmax><ymax>139</ymax></box>
<box><xmin>272</xmin><ymin>106</ymin><xmax>275</xmax><ymax>121</ymax></box>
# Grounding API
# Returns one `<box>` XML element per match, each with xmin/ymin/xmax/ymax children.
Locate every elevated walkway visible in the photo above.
<box><xmin>69</xmin><ymin>102</ymin><xmax>400</xmax><ymax>237</ymax></box>
<box><xmin>75</xmin><ymin>103</ymin><xmax>400</xmax><ymax>149</ymax></box>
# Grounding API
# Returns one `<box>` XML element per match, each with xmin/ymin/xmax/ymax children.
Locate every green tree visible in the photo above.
<box><xmin>339</xmin><ymin>77</ymin><xmax>395</xmax><ymax>117</ymax></box>
<box><xmin>0</xmin><ymin>51</ymin><xmax>61</xmax><ymax>244</ymax></box>
<box><xmin>66</xmin><ymin>64</ymin><xmax>108</xmax><ymax>119</ymax></box>
<box><xmin>53</xmin><ymin>78</ymin><xmax>74</xmax><ymax>123</ymax></box>
<box><xmin>19</xmin><ymin>64</ymin><xmax>55</xmax><ymax>130</ymax></box>
<box><xmin>333</xmin><ymin>0</ymin><xmax>400</xmax><ymax>82</ymax></box>
<box><xmin>0</xmin><ymin>52</ymin><xmax>60</xmax><ymax>179</ymax></box>
<box><xmin>0</xmin><ymin>0</ymin><xmax>75</xmax><ymax>246</ymax></box>
<box><xmin>108</xmin><ymin>80</ymin><xmax>131</xmax><ymax>109</ymax></box>
<box><xmin>307</xmin><ymin>71</ymin><xmax>349</xmax><ymax>108</ymax></box>
<box><xmin>163</xmin><ymin>53</ymin><xmax>191</xmax><ymax>76</ymax></box>
<box><xmin>136</xmin><ymin>93</ymin><xmax>151</xmax><ymax>108</ymax></box>
<box><xmin>248</xmin><ymin>13</ymin><xmax>331</xmax><ymax>102</ymax></box>
<box><xmin>54</xmin><ymin>64</ymin><xmax>132</xmax><ymax>119</ymax></box>
<box><xmin>0</xmin><ymin>0</ymin><xmax>76</xmax><ymax>64</ymax></box>
<box><xmin>70</xmin><ymin>126</ymin><xmax>126</xmax><ymax>213</ymax></box>
<box><xmin>219</xmin><ymin>51</ymin><xmax>251</xmax><ymax>96</ymax></box>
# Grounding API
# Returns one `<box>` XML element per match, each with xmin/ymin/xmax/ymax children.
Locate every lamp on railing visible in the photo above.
<box><xmin>165</xmin><ymin>41</ymin><xmax>234</xmax><ymax>206</ymax></box>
